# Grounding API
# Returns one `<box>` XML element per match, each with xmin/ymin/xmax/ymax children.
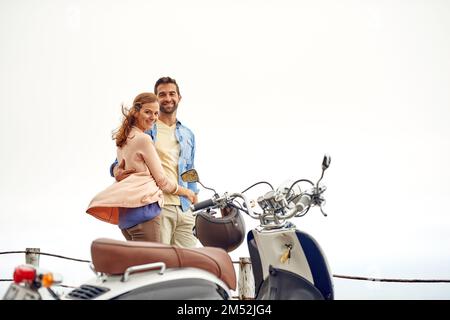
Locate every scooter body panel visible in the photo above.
<box><xmin>248</xmin><ymin>228</ymin><xmax>334</xmax><ymax>300</ymax></box>
<box><xmin>63</xmin><ymin>267</ymin><xmax>232</xmax><ymax>300</ymax></box>
<box><xmin>257</xmin><ymin>266</ymin><xmax>325</xmax><ymax>300</ymax></box>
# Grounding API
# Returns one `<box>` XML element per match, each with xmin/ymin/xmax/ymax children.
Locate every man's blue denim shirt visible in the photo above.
<box><xmin>110</xmin><ymin>120</ymin><xmax>199</xmax><ymax>212</ymax></box>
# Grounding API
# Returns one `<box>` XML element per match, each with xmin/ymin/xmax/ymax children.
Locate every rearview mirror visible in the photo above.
<box><xmin>181</xmin><ymin>169</ymin><xmax>199</xmax><ymax>183</ymax></box>
<box><xmin>322</xmin><ymin>154</ymin><xmax>331</xmax><ymax>171</ymax></box>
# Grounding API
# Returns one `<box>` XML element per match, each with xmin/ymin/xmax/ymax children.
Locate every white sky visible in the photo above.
<box><xmin>1</xmin><ymin>0</ymin><xmax>450</xmax><ymax>299</ymax></box>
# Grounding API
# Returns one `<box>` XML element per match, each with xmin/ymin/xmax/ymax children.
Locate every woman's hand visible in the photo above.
<box><xmin>178</xmin><ymin>186</ymin><xmax>198</xmax><ymax>204</ymax></box>
<box><xmin>185</xmin><ymin>189</ymin><xmax>198</xmax><ymax>204</ymax></box>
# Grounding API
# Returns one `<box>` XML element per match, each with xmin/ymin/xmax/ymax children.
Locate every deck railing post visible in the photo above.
<box><xmin>238</xmin><ymin>257</ymin><xmax>254</xmax><ymax>300</ymax></box>
<box><xmin>25</xmin><ymin>248</ymin><xmax>40</xmax><ymax>267</ymax></box>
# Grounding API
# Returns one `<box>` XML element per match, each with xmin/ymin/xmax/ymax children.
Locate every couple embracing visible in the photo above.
<box><xmin>87</xmin><ymin>77</ymin><xmax>198</xmax><ymax>248</ymax></box>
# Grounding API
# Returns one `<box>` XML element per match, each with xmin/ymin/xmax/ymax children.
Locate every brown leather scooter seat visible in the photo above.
<box><xmin>91</xmin><ymin>238</ymin><xmax>236</xmax><ymax>290</ymax></box>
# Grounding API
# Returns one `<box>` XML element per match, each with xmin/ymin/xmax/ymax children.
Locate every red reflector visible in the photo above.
<box><xmin>13</xmin><ymin>265</ymin><xmax>36</xmax><ymax>284</ymax></box>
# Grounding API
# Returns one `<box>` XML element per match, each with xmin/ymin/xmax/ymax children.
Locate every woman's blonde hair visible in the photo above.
<box><xmin>112</xmin><ymin>92</ymin><xmax>158</xmax><ymax>147</ymax></box>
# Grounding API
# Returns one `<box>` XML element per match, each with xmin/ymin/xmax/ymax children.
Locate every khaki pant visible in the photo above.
<box><xmin>121</xmin><ymin>216</ymin><xmax>161</xmax><ymax>242</ymax></box>
<box><xmin>160</xmin><ymin>205</ymin><xmax>198</xmax><ymax>248</ymax></box>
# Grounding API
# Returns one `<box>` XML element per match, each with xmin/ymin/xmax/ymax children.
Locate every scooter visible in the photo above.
<box><xmin>3</xmin><ymin>238</ymin><xmax>236</xmax><ymax>300</ymax></box>
<box><xmin>182</xmin><ymin>154</ymin><xmax>334</xmax><ymax>300</ymax></box>
<box><xmin>3</xmin><ymin>155</ymin><xmax>332</xmax><ymax>300</ymax></box>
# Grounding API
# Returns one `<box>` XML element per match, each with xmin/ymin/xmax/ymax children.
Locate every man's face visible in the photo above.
<box><xmin>156</xmin><ymin>83</ymin><xmax>181</xmax><ymax>115</ymax></box>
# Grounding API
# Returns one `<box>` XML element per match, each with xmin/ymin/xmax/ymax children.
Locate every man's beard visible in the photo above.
<box><xmin>160</xmin><ymin>102</ymin><xmax>178</xmax><ymax>114</ymax></box>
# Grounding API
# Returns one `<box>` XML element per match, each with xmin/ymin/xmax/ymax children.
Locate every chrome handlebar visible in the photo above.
<box><xmin>190</xmin><ymin>184</ymin><xmax>327</xmax><ymax>229</ymax></box>
<box><xmin>188</xmin><ymin>154</ymin><xmax>331</xmax><ymax>229</ymax></box>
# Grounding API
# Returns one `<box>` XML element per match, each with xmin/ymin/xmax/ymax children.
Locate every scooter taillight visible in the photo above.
<box><xmin>13</xmin><ymin>265</ymin><xmax>36</xmax><ymax>284</ymax></box>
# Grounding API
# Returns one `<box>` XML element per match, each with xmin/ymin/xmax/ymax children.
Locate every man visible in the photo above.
<box><xmin>110</xmin><ymin>76</ymin><xmax>199</xmax><ymax>247</ymax></box>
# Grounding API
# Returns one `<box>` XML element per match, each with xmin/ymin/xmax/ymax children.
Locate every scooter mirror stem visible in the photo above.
<box><xmin>198</xmin><ymin>181</ymin><xmax>218</xmax><ymax>196</ymax></box>
<box><xmin>181</xmin><ymin>169</ymin><xmax>218</xmax><ymax>195</ymax></box>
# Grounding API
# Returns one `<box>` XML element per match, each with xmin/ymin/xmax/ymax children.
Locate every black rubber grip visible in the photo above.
<box><xmin>192</xmin><ymin>198</ymin><xmax>216</xmax><ymax>211</ymax></box>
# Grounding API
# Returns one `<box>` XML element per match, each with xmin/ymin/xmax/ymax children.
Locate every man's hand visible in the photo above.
<box><xmin>113</xmin><ymin>159</ymin><xmax>136</xmax><ymax>182</ymax></box>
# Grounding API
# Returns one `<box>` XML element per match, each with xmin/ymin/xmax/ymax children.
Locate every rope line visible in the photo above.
<box><xmin>0</xmin><ymin>279</ymin><xmax>76</xmax><ymax>289</ymax></box>
<box><xmin>0</xmin><ymin>251</ymin><xmax>90</xmax><ymax>263</ymax></box>
<box><xmin>333</xmin><ymin>274</ymin><xmax>450</xmax><ymax>283</ymax></box>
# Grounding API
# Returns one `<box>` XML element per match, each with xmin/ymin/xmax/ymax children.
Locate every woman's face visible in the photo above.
<box><xmin>136</xmin><ymin>102</ymin><xmax>159</xmax><ymax>131</ymax></box>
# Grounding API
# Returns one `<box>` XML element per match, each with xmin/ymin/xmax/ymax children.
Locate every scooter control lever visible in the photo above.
<box><xmin>319</xmin><ymin>205</ymin><xmax>328</xmax><ymax>217</ymax></box>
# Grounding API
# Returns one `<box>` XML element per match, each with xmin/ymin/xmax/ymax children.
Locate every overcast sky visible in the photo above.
<box><xmin>1</xmin><ymin>0</ymin><xmax>450</xmax><ymax>299</ymax></box>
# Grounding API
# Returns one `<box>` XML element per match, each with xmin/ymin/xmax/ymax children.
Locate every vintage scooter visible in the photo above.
<box><xmin>3</xmin><ymin>239</ymin><xmax>236</xmax><ymax>300</ymax></box>
<box><xmin>183</xmin><ymin>154</ymin><xmax>334</xmax><ymax>300</ymax></box>
<box><xmin>3</xmin><ymin>155</ymin><xmax>332</xmax><ymax>300</ymax></box>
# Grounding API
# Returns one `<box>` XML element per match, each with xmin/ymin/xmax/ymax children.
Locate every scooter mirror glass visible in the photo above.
<box><xmin>322</xmin><ymin>154</ymin><xmax>331</xmax><ymax>170</ymax></box>
<box><xmin>181</xmin><ymin>169</ymin><xmax>199</xmax><ymax>183</ymax></box>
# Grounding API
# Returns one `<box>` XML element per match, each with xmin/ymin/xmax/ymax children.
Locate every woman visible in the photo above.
<box><xmin>86</xmin><ymin>92</ymin><xmax>197</xmax><ymax>242</ymax></box>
